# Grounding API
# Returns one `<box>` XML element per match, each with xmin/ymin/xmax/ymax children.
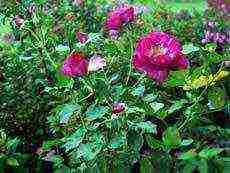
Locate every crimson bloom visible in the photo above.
<box><xmin>113</xmin><ymin>102</ymin><xmax>125</xmax><ymax>114</ymax></box>
<box><xmin>132</xmin><ymin>32</ymin><xmax>189</xmax><ymax>84</ymax></box>
<box><xmin>105</xmin><ymin>4</ymin><xmax>135</xmax><ymax>37</ymax></box>
<box><xmin>62</xmin><ymin>52</ymin><xmax>88</xmax><ymax>77</ymax></box>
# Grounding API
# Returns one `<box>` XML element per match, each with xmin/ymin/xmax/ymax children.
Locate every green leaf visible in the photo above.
<box><xmin>143</xmin><ymin>93</ymin><xmax>157</xmax><ymax>103</ymax></box>
<box><xmin>205</xmin><ymin>43</ymin><xmax>217</xmax><ymax>52</ymax></box>
<box><xmin>56</xmin><ymin>74</ymin><xmax>74</xmax><ymax>88</ymax></box>
<box><xmin>182</xmin><ymin>43</ymin><xmax>199</xmax><ymax>54</ymax></box>
<box><xmin>131</xmin><ymin>83</ymin><xmax>145</xmax><ymax>97</ymax></box>
<box><xmin>6</xmin><ymin>158</ymin><xmax>19</xmax><ymax>167</ymax></box>
<box><xmin>166</xmin><ymin>70</ymin><xmax>187</xmax><ymax>87</ymax></box>
<box><xmin>179</xmin><ymin>150</ymin><xmax>197</xmax><ymax>160</ymax></box>
<box><xmin>42</xmin><ymin>139</ymin><xmax>63</xmax><ymax>151</ymax></box>
<box><xmin>62</xmin><ymin>127</ymin><xmax>87</xmax><ymax>152</ymax></box>
<box><xmin>162</xmin><ymin>127</ymin><xmax>181</xmax><ymax>149</ymax></box>
<box><xmin>128</xmin><ymin>121</ymin><xmax>157</xmax><ymax>134</ymax></box>
<box><xmin>79</xmin><ymin>143</ymin><xmax>98</xmax><ymax>161</ymax></box>
<box><xmin>6</xmin><ymin>137</ymin><xmax>20</xmax><ymax>152</ymax></box>
<box><xmin>128</xmin><ymin>132</ymin><xmax>144</xmax><ymax>151</ymax></box>
<box><xmin>208</xmin><ymin>87</ymin><xmax>225</xmax><ymax>110</ymax></box>
<box><xmin>198</xmin><ymin>148</ymin><xmax>223</xmax><ymax>159</ymax></box>
<box><xmin>167</xmin><ymin>99</ymin><xmax>188</xmax><ymax>115</ymax></box>
<box><xmin>57</xmin><ymin>104</ymin><xmax>81</xmax><ymax>124</ymax></box>
<box><xmin>49</xmin><ymin>155</ymin><xmax>64</xmax><ymax>169</ymax></box>
<box><xmin>140</xmin><ymin>157</ymin><xmax>154</xmax><ymax>173</ymax></box>
<box><xmin>126</xmin><ymin>106</ymin><xmax>145</xmax><ymax>114</ymax></box>
<box><xmin>109</xmin><ymin>133</ymin><xmax>126</xmax><ymax>149</ymax></box>
<box><xmin>85</xmin><ymin>105</ymin><xmax>109</xmax><ymax>121</ymax></box>
<box><xmin>150</xmin><ymin>102</ymin><xmax>164</xmax><ymax>113</ymax></box>
<box><xmin>181</xmin><ymin>139</ymin><xmax>194</xmax><ymax>146</ymax></box>
<box><xmin>146</xmin><ymin>135</ymin><xmax>163</xmax><ymax>150</ymax></box>
<box><xmin>55</xmin><ymin>45</ymin><xmax>69</xmax><ymax>53</ymax></box>
<box><xmin>198</xmin><ymin>159</ymin><xmax>208</xmax><ymax>173</ymax></box>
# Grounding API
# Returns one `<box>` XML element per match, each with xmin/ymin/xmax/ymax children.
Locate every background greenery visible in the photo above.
<box><xmin>0</xmin><ymin>0</ymin><xmax>229</xmax><ymax>173</ymax></box>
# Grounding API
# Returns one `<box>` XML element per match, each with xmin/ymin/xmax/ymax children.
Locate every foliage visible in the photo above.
<box><xmin>0</xmin><ymin>0</ymin><xmax>229</xmax><ymax>172</ymax></box>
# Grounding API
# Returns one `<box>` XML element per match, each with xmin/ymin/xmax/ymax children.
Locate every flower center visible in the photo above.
<box><xmin>149</xmin><ymin>46</ymin><xmax>165</xmax><ymax>58</ymax></box>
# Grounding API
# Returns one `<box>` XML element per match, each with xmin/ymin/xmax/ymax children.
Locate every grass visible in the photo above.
<box><xmin>135</xmin><ymin>0</ymin><xmax>206</xmax><ymax>13</ymax></box>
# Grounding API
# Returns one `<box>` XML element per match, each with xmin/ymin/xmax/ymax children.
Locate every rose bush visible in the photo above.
<box><xmin>0</xmin><ymin>0</ymin><xmax>229</xmax><ymax>172</ymax></box>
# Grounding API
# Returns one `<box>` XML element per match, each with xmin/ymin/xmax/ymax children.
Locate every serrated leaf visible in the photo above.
<box><xmin>198</xmin><ymin>148</ymin><xmax>223</xmax><ymax>159</ymax></box>
<box><xmin>163</xmin><ymin>127</ymin><xmax>181</xmax><ymax>148</ymax></box>
<box><xmin>57</xmin><ymin>104</ymin><xmax>81</xmax><ymax>124</ymax></box>
<box><xmin>85</xmin><ymin>105</ymin><xmax>109</xmax><ymax>121</ymax></box>
<box><xmin>62</xmin><ymin>127</ymin><xmax>87</xmax><ymax>152</ymax></box>
<box><xmin>79</xmin><ymin>143</ymin><xmax>97</xmax><ymax>161</ymax></box>
<box><xmin>126</xmin><ymin>106</ymin><xmax>145</xmax><ymax>114</ymax></box>
<box><xmin>128</xmin><ymin>121</ymin><xmax>157</xmax><ymax>134</ymax></box>
<box><xmin>150</xmin><ymin>102</ymin><xmax>164</xmax><ymax>113</ymax></box>
<box><xmin>182</xmin><ymin>43</ymin><xmax>199</xmax><ymax>54</ymax></box>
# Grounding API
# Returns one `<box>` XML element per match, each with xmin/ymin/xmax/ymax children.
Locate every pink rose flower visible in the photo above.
<box><xmin>13</xmin><ymin>15</ymin><xmax>24</xmax><ymax>28</ymax></box>
<box><xmin>76</xmin><ymin>31</ymin><xmax>88</xmax><ymax>44</ymax></box>
<box><xmin>132</xmin><ymin>32</ymin><xmax>189</xmax><ymax>84</ymax></box>
<box><xmin>105</xmin><ymin>4</ymin><xmax>135</xmax><ymax>36</ymax></box>
<box><xmin>62</xmin><ymin>52</ymin><xmax>88</xmax><ymax>77</ymax></box>
<box><xmin>113</xmin><ymin>102</ymin><xmax>125</xmax><ymax>114</ymax></box>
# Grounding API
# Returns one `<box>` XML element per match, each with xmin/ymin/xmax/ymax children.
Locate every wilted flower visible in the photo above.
<box><xmin>13</xmin><ymin>15</ymin><xmax>24</xmax><ymax>27</ymax></box>
<box><xmin>1</xmin><ymin>33</ymin><xmax>15</xmax><ymax>44</ymax></box>
<box><xmin>73</xmin><ymin>0</ymin><xmax>84</xmax><ymax>6</ymax></box>
<box><xmin>28</xmin><ymin>3</ymin><xmax>37</xmax><ymax>14</ymax></box>
<box><xmin>132</xmin><ymin>32</ymin><xmax>189</xmax><ymax>84</ymax></box>
<box><xmin>133</xmin><ymin>5</ymin><xmax>150</xmax><ymax>15</ymax></box>
<box><xmin>88</xmin><ymin>54</ymin><xmax>106</xmax><ymax>72</ymax></box>
<box><xmin>207</xmin><ymin>0</ymin><xmax>230</xmax><ymax>14</ymax></box>
<box><xmin>62</xmin><ymin>52</ymin><xmax>88</xmax><ymax>77</ymax></box>
<box><xmin>105</xmin><ymin>4</ymin><xmax>135</xmax><ymax>37</ymax></box>
<box><xmin>76</xmin><ymin>31</ymin><xmax>88</xmax><ymax>44</ymax></box>
<box><xmin>113</xmin><ymin>102</ymin><xmax>125</xmax><ymax>114</ymax></box>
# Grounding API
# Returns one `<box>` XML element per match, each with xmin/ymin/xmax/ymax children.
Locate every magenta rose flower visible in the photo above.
<box><xmin>62</xmin><ymin>52</ymin><xmax>88</xmax><ymax>77</ymax></box>
<box><xmin>113</xmin><ymin>102</ymin><xmax>125</xmax><ymax>114</ymax></box>
<box><xmin>132</xmin><ymin>32</ymin><xmax>189</xmax><ymax>84</ymax></box>
<box><xmin>105</xmin><ymin>4</ymin><xmax>135</xmax><ymax>37</ymax></box>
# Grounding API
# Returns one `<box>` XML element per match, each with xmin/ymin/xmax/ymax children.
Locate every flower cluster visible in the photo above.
<box><xmin>207</xmin><ymin>0</ymin><xmax>230</xmax><ymax>14</ymax></box>
<box><xmin>132</xmin><ymin>32</ymin><xmax>189</xmax><ymax>84</ymax></box>
<box><xmin>62</xmin><ymin>52</ymin><xmax>106</xmax><ymax>77</ymax></box>
<box><xmin>202</xmin><ymin>21</ymin><xmax>230</xmax><ymax>44</ymax></box>
<box><xmin>105</xmin><ymin>4</ymin><xmax>135</xmax><ymax>38</ymax></box>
